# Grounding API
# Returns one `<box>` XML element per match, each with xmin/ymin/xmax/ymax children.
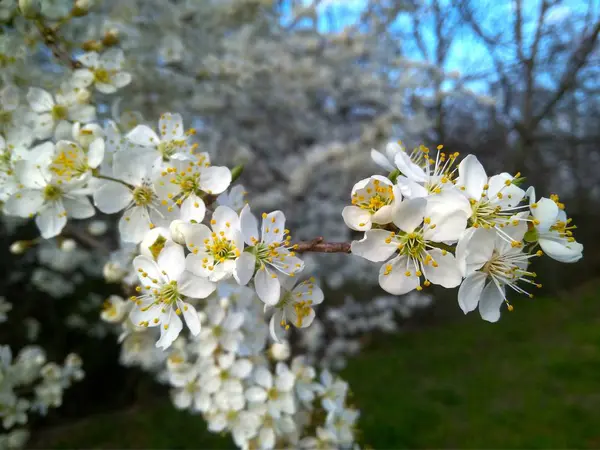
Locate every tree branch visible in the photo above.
<box><xmin>294</xmin><ymin>237</ymin><xmax>351</xmax><ymax>253</ymax></box>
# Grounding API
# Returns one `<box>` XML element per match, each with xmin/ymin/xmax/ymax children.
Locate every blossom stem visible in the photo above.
<box><xmin>294</xmin><ymin>237</ymin><xmax>351</xmax><ymax>254</ymax></box>
<box><xmin>34</xmin><ymin>19</ymin><xmax>81</xmax><ymax>69</ymax></box>
<box><xmin>94</xmin><ymin>174</ymin><xmax>135</xmax><ymax>189</ymax></box>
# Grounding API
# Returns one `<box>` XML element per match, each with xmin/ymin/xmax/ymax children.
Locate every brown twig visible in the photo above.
<box><xmin>294</xmin><ymin>237</ymin><xmax>351</xmax><ymax>254</ymax></box>
<box><xmin>34</xmin><ymin>19</ymin><xmax>81</xmax><ymax>69</ymax></box>
<box><xmin>63</xmin><ymin>224</ymin><xmax>110</xmax><ymax>254</ymax></box>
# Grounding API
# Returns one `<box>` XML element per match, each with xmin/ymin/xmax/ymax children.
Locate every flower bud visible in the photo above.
<box><xmin>72</xmin><ymin>0</ymin><xmax>92</xmax><ymax>17</ymax></box>
<box><xmin>102</xmin><ymin>30</ymin><xmax>119</xmax><ymax>47</ymax></box>
<box><xmin>10</xmin><ymin>240</ymin><xmax>30</xmax><ymax>254</ymax></box>
<box><xmin>60</xmin><ymin>239</ymin><xmax>77</xmax><ymax>252</ymax></box>
<box><xmin>88</xmin><ymin>220</ymin><xmax>107</xmax><ymax>236</ymax></box>
<box><xmin>19</xmin><ymin>0</ymin><xmax>41</xmax><ymax>18</ymax></box>
<box><xmin>75</xmin><ymin>88</ymin><xmax>91</xmax><ymax>104</ymax></box>
<box><xmin>269</xmin><ymin>341</ymin><xmax>291</xmax><ymax>361</ymax></box>
<box><xmin>103</xmin><ymin>262</ymin><xmax>126</xmax><ymax>283</ymax></box>
<box><xmin>169</xmin><ymin>220</ymin><xmax>189</xmax><ymax>245</ymax></box>
<box><xmin>82</xmin><ymin>40</ymin><xmax>103</xmax><ymax>52</ymax></box>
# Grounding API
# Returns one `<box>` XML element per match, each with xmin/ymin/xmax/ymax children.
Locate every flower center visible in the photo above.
<box><xmin>43</xmin><ymin>184</ymin><xmax>63</xmax><ymax>201</ymax></box>
<box><xmin>267</xmin><ymin>387</ymin><xmax>279</xmax><ymax>400</ymax></box>
<box><xmin>352</xmin><ymin>181</ymin><xmax>393</xmax><ymax>213</ymax></box>
<box><xmin>0</xmin><ymin>110</ymin><xmax>12</xmax><ymax>126</ymax></box>
<box><xmin>132</xmin><ymin>186</ymin><xmax>154</xmax><ymax>206</ymax></box>
<box><xmin>398</xmin><ymin>231</ymin><xmax>426</xmax><ymax>259</ymax></box>
<box><xmin>158</xmin><ymin>280</ymin><xmax>179</xmax><ymax>305</ymax></box>
<box><xmin>293</xmin><ymin>300</ymin><xmax>313</xmax><ymax>327</ymax></box>
<box><xmin>158</xmin><ymin>140</ymin><xmax>186</xmax><ymax>160</ymax></box>
<box><xmin>205</xmin><ymin>234</ymin><xmax>239</xmax><ymax>263</ymax></box>
<box><xmin>549</xmin><ymin>219</ymin><xmax>576</xmax><ymax>242</ymax></box>
<box><xmin>51</xmin><ymin>104</ymin><xmax>68</xmax><ymax>121</ymax></box>
<box><xmin>469</xmin><ymin>199</ymin><xmax>502</xmax><ymax>228</ymax></box>
<box><xmin>94</xmin><ymin>68</ymin><xmax>112</xmax><ymax>84</ymax></box>
<box><xmin>52</xmin><ymin>149</ymin><xmax>88</xmax><ymax>178</ymax></box>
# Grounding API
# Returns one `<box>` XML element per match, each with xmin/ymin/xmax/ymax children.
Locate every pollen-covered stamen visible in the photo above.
<box><xmin>51</xmin><ymin>104</ymin><xmax>68</xmax><ymax>121</ymax></box>
<box><xmin>157</xmin><ymin>139</ymin><xmax>187</xmax><ymax>160</ymax></box>
<box><xmin>481</xmin><ymin>249</ymin><xmax>542</xmax><ymax>304</ymax></box>
<box><xmin>51</xmin><ymin>146</ymin><xmax>89</xmax><ymax>179</ymax></box>
<box><xmin>43</xmin><ymin>184</ymin><xmax>63</xmax><ymax>201</ymax></box>
<box><xmin>202</xmin><ymin>233</ymin><xmax>240</xmax><ymax>266</ymax></box>
<box><xmin>93</xmin><ymin>68</ymin><xmax>116</xmax><ymax>84</ymax></box>
<box><xmin>383</xmin><ymin>220</ymin><xmax>442</xmax><ymax>289</ymax></box>
<box><xmin>132</xmin><ymin>185</ymin><xmax>155</xmax><ymax>206</ymax></box>
<box><xmin>102</xmin><ymin>299</ymin><xmax>117</xmax><ymax>317</ymax></box>
<box><xmin>157</xmin><ymin>280</ymin><xmax>179</xmax><ymax>305</ymax></box>
<box><xmin>550</xmin><ymin>218</ymin><xmax>577</xmax><ymax>242</ymax></box>
<box><xmin>423</xmin><ymin>147</ymin><xmax>460</xmax><ymax>193</ymax></box>
<box><xmin>351</xmin><ymin>179</ymin><xmax>394</xmax><ymax>213</ymax></box>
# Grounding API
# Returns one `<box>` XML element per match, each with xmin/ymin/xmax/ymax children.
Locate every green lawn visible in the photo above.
<box><xmin>31</xmin><ymin>282</ymin><xmax>600</xmax><ymax>449</ymax></box>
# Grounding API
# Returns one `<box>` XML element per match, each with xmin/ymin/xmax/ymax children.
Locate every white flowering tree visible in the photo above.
<box><xmin>0</xmin><ymin>0</ymin><xmax>585</xmax><ymax>448</ymax></box>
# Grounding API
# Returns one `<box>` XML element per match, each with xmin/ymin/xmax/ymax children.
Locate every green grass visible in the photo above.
<box><xmin>30</xmin><ymin>283</ymin><xmax>600</xmax><ymax>449</ymax></box>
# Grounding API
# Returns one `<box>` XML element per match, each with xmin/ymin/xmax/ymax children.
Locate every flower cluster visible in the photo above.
<box><xmin>345</xmin><ymin>142</ymin><xmax>583</xmax><ymax>321</ymax></box>
<box><xmin>0</xmin><ymin>345</ymin><xmax>84</xmax><ymax>445</ymax></box>
<box><xmin>100</xmin><ymin>283</ymin><xmax>359</xmax><ymax>449</ymax></box>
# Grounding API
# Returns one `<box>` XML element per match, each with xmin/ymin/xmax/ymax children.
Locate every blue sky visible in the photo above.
<box><xmin>291</xmin><ymin>0</ymin><xmax>591</xmax><ymax>94</ymax></box>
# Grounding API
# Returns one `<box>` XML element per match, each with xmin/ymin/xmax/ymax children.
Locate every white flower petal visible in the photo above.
<box><xmin>126</xmin><ymin>125</ymin><xmax>161</xmax><ymax>147</ymax></box>
<box><xmin>178</xmin><ymin>300</ymin><xmax>201</xmax><ymax>336</ymax></box>
<box><xmin>255</xmin><ymin>266</ymin><xmax>280</xmax><ymax>305</ymax></box>
<box><xmin>342</xmin><ymin>206</ymin><xmax>372</xmax><ymax>231</ymax></box>
<box><xmin>458</xmin><ymin>272</ymin><xmax>487</xmax><ymax>314</ymax></box>
<box><xmin>458</xmin><ymin>154</ymin><xmax>487</xmax><ymax>200</ymax></box>
<box><xmin>240</xmin><ymin>204</ymin><xmax>260</xmax><ymax>245</ymax></box>
<box><xmin>394</xmin><ymin>150</ymin><xmax>426</xmax><ymax>182</ymax></box>
<box><xmin>156</xmin><ymin>311</ymin><xmax>183</xmax><ymax>350</ymax></box>
<box><xmin>478</xmin><ymin>281</ymin><xmax>505</xmax><ymax>323</ymax></box>
<box><xmin>178</xmin><ymin>268</ymin><xmax>216</xmax><ymax>298</ymax></box>
<box><xmin>36</xmin><ymin>201</ymin><xmax>67</xmax><ymax>239</ymax></box>
<box><xmin>212</xmin><ymin>205</ymin><xmax>240</xmax><ymax>237</ymax></box>
<box><xmin>133</xmin><ymin>255</ymin><xmax>165</xmax><ymax>288</ymax></box>
<box><xmin>424</xmin><ymin>249</ymin><xmax>462</xmax><ymax>288</ymax></box>
<box><xmin>93</xmin><ymin>180</ymin><xmax>132</xmax><ymax>214</ymax></box>
<box><xmin>199</xmin><ymin>166</ymin><xmax>231</xmax><ymax>195</ymax></box>
<box><xmin>63</xmin><ymin>196</ymin><xmax>95</xmax><ymax>219</ymax></box>
<box><xmin>118</xmin><ymin>206</ymin><xmax>151</xmax><ymax>243</ymax></box>
<box><xmin>4</xmin><ymin>189</ymin><xmax>44</xmax><ymax>217</ymax></box>
<box><xmin>392</xmin><ymin>198</ymin><xmax>426</xmax><ymax>232</ymax></box>
<box><xmin>539</xmin><ymin>237</ymin><xmax>583</xmax><ymax>263</ymax></box>
<box><xmin>532</xmin><ymin>198</ymin><xmax>559</xmax><ymax>232</ymax></box>
<box><xmin>158</xmin><ymin>112</ymin><xmax>185</xmax><ymax>141</ymax></box>
<box><xmin>246</xmin><ymin>387</ymin><xmax>268</xmax><ymax>403</ymax></box>
<box><xmin>87</xmin><ymin>138</ymin><xmax>105</xmax><ymax>168</ymax></box>
<box><xmin>71</xmin><ymin>69</ymin><xmax>94</xmax><ymax>88</ymax></box>
<box><xmin>26</xmin><ymin>88</ymin><xmax>54</xmax><ymax>113</ymax></box>
<box><xmin>261</xmin><ymin>211</ymin><xmax>286</xmax><ymax>245</ymax></box>
<box><xmin>378</xmin><ymin>255</ymin><xmax>419</xmax><ymax>295</ymax></box>
<box><xmin>350</xmin><ymin>229</ymin><xmax>397</xmax><ymax>262</ymax></box>
<box><xmin>235</xmin><ymin>251</ymin><xmax>255</xmax><ymax>286</ymax></box>
<box><xmin>180</xmin><ymin>194</ymin><xmax>206</xmax><ymax>223</ymax></box>
<box><xmin>157</xmin><ymin>242</ymin><xmax>186</xmax><ymax>280</ymax></box>
<box><xmin>370</xmin><ymin>149</ymin><xmax>395</xmax><ymax>172</ymax></box>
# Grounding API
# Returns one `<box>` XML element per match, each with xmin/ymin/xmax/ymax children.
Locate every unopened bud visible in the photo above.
<box><xmin>102</xmin><ymin>30</ymin><xmax>119</xmax><ymax>47</ymax></box>
<box><xmin>87</xmin><ymin>220</ymin><xmax>107</xmax><ymax>236</ymax></box>
<box><xmin>103</xmin><ymin>262</ymin><xmax>126</xmax><ymax>283</ymax></box>
<box><xmin>75</xmin><ymin>88</ymin><xmax>91</xmax><ymax>104</ymax></box>
<box><xmin>60</xmin><ymin>239</ymin><xmax>77</xmax><ymax>252</ymax></box>
<box><xmin>269</xmin><ymin>341</ymin><xmax>291</xmax><ymax>361</ymax></box>
<box><xmin>82</xmin><ymin>40</ymin><xmax>103</xmax><ymax>52</ymax></box>
<box><xmin>230</xmin><ymin>164</ymin><xmax>244</xmax><ymax>183</ymax></box>
<box><xmin>72</xmin><ymin>0</ymin><xmax>92</xmax><ymax>16</ymax></box>
<box><xmin>10</xmin><ymin>240</ymin><xmax>31</xmax><ymax>254</ymax></box>
<box><xmin>169</xmin><ymin>220</ymin><xmax>189</xmax><ymax>245</ymax></box>
<box><xmin>19</xmin><ymin>0</ymin><xmax>41</xmax><ymax>18</ymax></box>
